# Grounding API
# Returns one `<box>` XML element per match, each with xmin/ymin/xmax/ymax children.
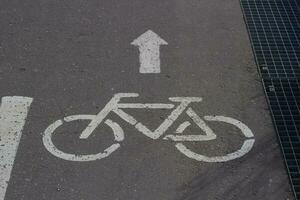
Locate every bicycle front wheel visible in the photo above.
<box><xmin>174</xmin><ymin>116</ymin><xmax>255</xmax><ymax>162</ymax></box>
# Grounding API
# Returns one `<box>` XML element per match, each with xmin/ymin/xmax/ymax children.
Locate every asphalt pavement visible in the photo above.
<box><xmin>0</xmin><ymin>0</ymin><xmax>295</xmax><ymax>199</ymax></box>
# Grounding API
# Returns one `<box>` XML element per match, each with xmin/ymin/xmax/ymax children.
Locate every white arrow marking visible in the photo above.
<box><xmin>131</xmin><ymin>30</ymin><xmax>168</xmax><ymax>73</ymax></box>
<box><xmin>0</xmin><ymin>96</ymin><xmax>33</xmax><ymax>200</ymax></box>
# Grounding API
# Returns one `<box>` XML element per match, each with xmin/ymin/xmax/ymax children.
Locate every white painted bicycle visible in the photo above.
<box><xmin>42</xmin><ymin>93</ymin><xmax>255</xmax><ymax>162</ymax></box>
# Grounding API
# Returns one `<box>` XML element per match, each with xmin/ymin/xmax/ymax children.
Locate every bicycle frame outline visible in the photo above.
<box><xmin>79</xmin><ymin>93</ymin><xmax>215</xmax><ymax>141</ymax></box>
<box><xmin>42</xmin><ymin>93</ymin><xmax>255</xmax><ymax>162</ymax></box>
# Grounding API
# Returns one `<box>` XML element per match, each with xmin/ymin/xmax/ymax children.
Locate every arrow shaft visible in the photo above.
<box><xmin>139</xmin><ymin>45</ymin><xmax>161</xmax><ymax>73</ymax></box>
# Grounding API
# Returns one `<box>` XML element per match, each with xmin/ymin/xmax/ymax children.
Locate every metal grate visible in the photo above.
<box><xmin>264</xmin><ymin>78</ymin><xmax>300</xmax><ymax>198</ymax></box>
<box><xmin>240</xmin><ymin>0</ymin><xmax>300</xmax><ymax>199</ymax></box>
<box><xmin>241</xmin><ymin>0</ymin><xmax>300</xmax><ymax>79</ymax></box>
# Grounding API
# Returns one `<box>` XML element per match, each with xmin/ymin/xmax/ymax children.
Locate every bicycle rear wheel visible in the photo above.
<box><xmin>42</xmin><ymin>115</ymin><xmax>124</xmax><ymax>162</ymax></box>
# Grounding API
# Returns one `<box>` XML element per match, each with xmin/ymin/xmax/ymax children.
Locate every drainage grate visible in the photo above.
<box><xmin>240</xmin><ymin>0</ymin><xmax>300</xmax><ymax>199</ymax></box>
<box><xmin>264</xmin><ymin>78</ymin><xmax>300</xmax><ymax>198</ymax></box>
<box><xmin>241</xmin><ymin>0</ymin><xmax>300</xmax><ymax>79</ymax></box>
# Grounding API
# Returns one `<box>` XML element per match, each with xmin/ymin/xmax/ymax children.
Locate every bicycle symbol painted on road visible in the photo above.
<box><xmin>0</xmin><ymin>28</ymin><xmax>257</xmax><ymax>200</ymax></box>
<box><xmin>42</xmin><ymin>93</ymin><xmax>255</xmax><ymax>163</ymax></box>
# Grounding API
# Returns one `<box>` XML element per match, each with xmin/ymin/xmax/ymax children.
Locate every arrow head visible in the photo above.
<box><xmin>131</xmin><ymin>30</ymin><xmax>168</xmax><ymax>46</ymax></box>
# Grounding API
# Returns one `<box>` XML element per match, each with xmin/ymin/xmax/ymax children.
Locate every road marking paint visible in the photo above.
<box><xmin>131</xmin><ymin>30</ymin><xmax>168</xmax><ymax>73</ymax></box>
<box><xmin>113</xmin><ymin>109</ymin><xmax>138</xmax><ymax>125</ymax></box>
<box><xmin>42</xmin><ymin>93</ymin><xmax>254</xmax><ymax>162</ymax></box>
<box><xmin>175</xmin><ymin>116</ymin><xmax>255</xmax><ymax>162</ymax></box>
<box><xmin>0</xmin><ymin>96</ymin><xmax>33</xmax><ymax>199</ymax></box>
<box><xmin>42</xmin><ymin>115</ymin><xmax>123</xmax><ymax>162</ymax></box>
<box><xmin>117</xmin><ymin>103</ymin><xmax>174</xmax><ymax>109</ymax></box>
<box><xmin>204</xmin><ymin>115</ymin><xmax>254</xmax><ymax>138</ymax></box>
<box><xmin>175</xmin><ymin>121</ymin><xmax>191</xmax><ymax>133</ymax></box>
<box><xmin>175</xmin><ymin>139</ymin><xmax>255</xmax><ymax>162</ymax></box>
<box><xmin>163</xmin><ymin>108</ymin><xmax>216</xmax><ymax>141</ymax></box>
<box><xmin>79</xmin><ymin>93</ymin><xmax>139</xmax><ymax>139</ymax></box>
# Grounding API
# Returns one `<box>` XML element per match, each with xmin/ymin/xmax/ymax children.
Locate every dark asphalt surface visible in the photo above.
<box><xmin>0</xmin><ymin>0</ymin><xmax>294</xmax><ymax>199</ymax></box>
